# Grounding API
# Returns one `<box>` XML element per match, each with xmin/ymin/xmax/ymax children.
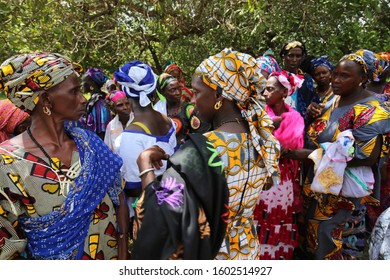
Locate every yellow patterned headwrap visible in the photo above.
<box><xmin>195</xmin><ymin>48</ymin><xmax>280</xmax><ymax>184</ymax></box>
<box><xmin>0</xmin><ymin>52</ymin><xmax>82</xmax><ymax>113</ymax></box>
<box><xmin>339</xmin><ymin>53</ymin><xmax>368</xmax><ymax>75</ymax></box>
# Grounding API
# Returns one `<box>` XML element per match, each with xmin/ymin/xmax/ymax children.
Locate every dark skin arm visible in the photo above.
<box><xmin>136</xmin><ymin>146</ymin><xmax>170</xmax><ymax>190</ymax></box>
<box><xmin>116</xmin><ymin>191</ymin><xmax>129</xmax><ymax>259</ymax></box>
<box><xmin>282</xmin><ymin>148</ymin><xmax>314</xmax><ymax>161</ymax></box>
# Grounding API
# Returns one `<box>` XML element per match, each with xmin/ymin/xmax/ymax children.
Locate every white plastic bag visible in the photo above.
<box><xmin>310</xmin><ymin>130</ymin><xmax>355</xmax><ymax>195</ymax></box>
<box><xmin>341</xmin><ymin>166</ymin><xmax>374</xmax><ymax>198</ymax></box>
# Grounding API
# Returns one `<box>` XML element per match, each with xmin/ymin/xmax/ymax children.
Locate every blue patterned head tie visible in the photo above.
<box><xmin>355</xmin><ymin>49</ymin><xmax>390</xmax><ymax>82</ymax></box>
<box><xmin>86</xmin><ymin>67</ymin><xmax>108</xmax><ymax>87</ymax></box>
<box><xmin>311</xmin><ymin>55</ymin><xmax>334</xmax><ymax>71</ymax></box>
<box><xmin>114</xmin><ymin>60</ymin><xmax>157</xmax><ymax>107</ymax></box>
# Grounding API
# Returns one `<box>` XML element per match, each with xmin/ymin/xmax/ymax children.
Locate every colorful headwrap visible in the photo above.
<box><xmin>195</xmin><ymin>48</ymin><xmax>280</xmax><ymax>183</ymax></box>
<box><xmin>256</xmin><ymin>55</ymin><xmax>282</xmax><ymax>75</ymax></box>
<box><xmin>0</xmin><ymin>99</ymin><xmax>30</xmax><ymax>142</ymax></box>
<box><xmin>156</xmin><ymin>73</ymin><xmax>177</xmax><ymax>95</ymax></box>
<box><xmin>355</xmin><ymin>49</ymin><xmax>390</xmax><ymax>82</ymax></box>
<box><xmin>280</xmin><ymin>40</ymin><xmax>307</xmax><ymax>58</ymax></box>
<box><xmin>378</xmin><ymin>52</ymin><xmax>390</xmax><ymax>63</ymax></box>
<box><xmin>164</xmin><ymin>63</ymin><xmax>186</xmax><ymax>84</ymax></box>
<box><xmin>269</xmin><ymin>70</ymin><xmax>304</xmax><ymax>96</ymax></box>
<box><xmin>114</xmin><ymin>60</ymin><xmax>157</xmax><ymax>107</ymax></box>
<box><xmin>104</xmin><ymin>90</ymin><xmax>127</xmax><ymax>109</ymax></box>
<box><xmin>0</xmin><ymin>52</ymin><xmax>82</xmax><ymax>114</ymax></box>
<box><xmin>311</xmin><ymin>55</ymin><xmax>335</xmax><ymax>71</ymax></box>
<box><xmin>339</xmin><ymin>53</ymin><xmax>368</xmax><ymax>75</ymax></box>
<box><xmin>86</xmin><ymin>67</ymin><xmax>108</xmax><ymax>87</ymax></box>
<box><xmin>105</xmin><ymin>79</ymin><xmax>116</xmax><ymax>92</ymax></box>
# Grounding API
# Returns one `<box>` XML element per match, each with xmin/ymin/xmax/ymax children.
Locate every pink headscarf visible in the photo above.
<box><xmin>104</xmin><ymin>90</ymin><xmax>127</xmax><ymax>109</ymax></box>
<box><xmin>268</xmin><ymin>70</ymin><xmax>304</xmax><ymax>96</ymax></box>
<box><xmin>109</xmin><ymin>90</ymin><xmax>127</xmax><ymax>103</ymax></box>
<box><xmin>0</xmin><ymin>99</ymin><xmax>30</xmax><ymax>143</ymax></box>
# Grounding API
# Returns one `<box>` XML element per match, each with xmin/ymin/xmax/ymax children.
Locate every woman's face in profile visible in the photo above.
<box><xmin>263</xmin><ymin>76</ymin><xmax>286</xmax><ymax>106</ymax></box>
<box><xmin>47</xmin><ymin>73</ymin><xmax>87</xmax><ymax>121</ymax></box>
<box><xmin>191</xmin><ymin>75</ymin><xmax>216</xmax><ymax>123</ymax></box>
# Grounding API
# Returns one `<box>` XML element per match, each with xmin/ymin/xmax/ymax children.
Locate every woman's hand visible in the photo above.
<box><xmin>283</xmin><ymin>148</ymin><xmax>314</xmax><ymax>160</ymax></box>
<box><xmin>136</xmin><ymin>146</ymin><xmax>170</xmax><ymax>190</ymax></box>
<box><xmin>307</xmin><ymin>102</ymin><xmax>325</xmax><ymax>118</ymax></box>
<box><xmin>136</xmin><ymin>145</ymin><xmax>169</xmax><ymax>171</ymax></box>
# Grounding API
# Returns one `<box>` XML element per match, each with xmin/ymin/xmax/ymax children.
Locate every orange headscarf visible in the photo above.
<box><xmin>0</xmin><ymin>99</ymin><xmax>30</xmax><ymax>143</ymax></box>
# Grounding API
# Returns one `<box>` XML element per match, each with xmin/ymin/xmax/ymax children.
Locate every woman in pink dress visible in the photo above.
<box><xmin>254</xmin><ymin>70</ymin><xmax>305</xmax><ymax>259</ymax></box>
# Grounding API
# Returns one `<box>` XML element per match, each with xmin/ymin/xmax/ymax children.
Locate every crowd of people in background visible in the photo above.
<box><xmin>0</xmin><ymin>41</ymin><xmax>390</xmax><ymax>260</ymax></box>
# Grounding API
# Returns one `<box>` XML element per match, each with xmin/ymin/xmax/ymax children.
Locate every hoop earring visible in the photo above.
<box><xmin>43</xmin><ymin>106</ymin><xmax>52</xmax><ymax>116</ymax></box>
<box><xmin>214</xmin><ymin>100</ymin><xmax>222</xmax><ymax>110</ymax></box>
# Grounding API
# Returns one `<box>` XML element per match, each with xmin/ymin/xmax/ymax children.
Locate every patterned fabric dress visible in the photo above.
<box><xmin>205</xmin><ymin>131</ymin><xmax>270</xmax><ymax>260</ymax></box>
<box><xmin>0</xmin><ymin>130</ymin><xmax>122</xmax><ymax>260</ymax></box>
<box><xmin>254</xmin><ymin>104</ymin><xmax>304</xmax><ymax>260</ymax></box>
<box><xmin>304</xmin><ymin>95</ymin><xmax>390</xmax><ymax>259</ymax></box>
<box><xmin>84</xmin><ymin>93</ymin><xmax>112</xmax><ymax>135</ymax></box>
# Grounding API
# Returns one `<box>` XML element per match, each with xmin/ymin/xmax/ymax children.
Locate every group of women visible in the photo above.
<box><xmin>0</xmin><ymin>40</ymin><xmax>389</xmax><ymax>260</ymax></box>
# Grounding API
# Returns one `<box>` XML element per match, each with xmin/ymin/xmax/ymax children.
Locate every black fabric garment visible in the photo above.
<box><xmin>132</xmin><ymin>133</ymin><xmax>229</xmax><ymax>260</ymax></box>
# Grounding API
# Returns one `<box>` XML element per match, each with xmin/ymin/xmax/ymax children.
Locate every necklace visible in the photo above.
<box><xmin>213</xmin><ymin>117</ymin><xmax>246</xmax><ymax>130</ymax></box>
<box><xmin>26</xmin><ymin>127</ymin><xmax>73</xmax><ymax>181</ymax></box>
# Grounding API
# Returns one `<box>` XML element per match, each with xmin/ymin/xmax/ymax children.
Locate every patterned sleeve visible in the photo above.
<box><xmin>0</xmin><ymin>153</ymin><xmax>27</xmax><ymax>259</ymax></box>
<box><xmin>352</xmin><ymin>102</ymin><xmax>390</xmax><ymax>159</ymax></box>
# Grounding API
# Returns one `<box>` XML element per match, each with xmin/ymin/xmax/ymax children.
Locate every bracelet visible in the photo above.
<box><xmin>117</xmin><ymin>232</ymin><xmax>129</xmax><ymax>239</ymax></box>
<box><xmin>138</xmin><ymin>167</ymin><xmax>155</xmax><ymax>178</ymax></box>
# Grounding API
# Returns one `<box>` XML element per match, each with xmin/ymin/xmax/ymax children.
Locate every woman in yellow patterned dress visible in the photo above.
<box><xmin>134</xmin><ymin>48</ymin><xmax>280</xmax><ymax>260</ymax></box>
<box><xmin>286</xmin><ymin>54</ymin><xmax>390</xmax><ymax>259</ymax></box>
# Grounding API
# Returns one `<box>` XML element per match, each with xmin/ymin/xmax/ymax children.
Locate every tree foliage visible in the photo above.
<box><xmin>0</xmin><ymin>0</ymin><xmax>389</xmax><ymax>85</ymax></box>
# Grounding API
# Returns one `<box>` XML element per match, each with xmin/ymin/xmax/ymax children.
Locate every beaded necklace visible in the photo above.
<box><xmin>27</xmin><ymin>127</ymin><xmax>73</xmax><ymax>181</ymax></box>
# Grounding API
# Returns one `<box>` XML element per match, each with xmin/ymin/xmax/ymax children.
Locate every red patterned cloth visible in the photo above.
<box><xmin>0</xmin><ymin>99</ymin><xmax>29</xmax><ymax>143</ymax></box>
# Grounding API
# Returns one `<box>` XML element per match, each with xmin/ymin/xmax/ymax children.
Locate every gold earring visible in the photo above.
<box><xmin>43</xmin><ymin>106</ymin><xmax>52</xmax><ymax>116</ymax></box>
<box><xmin>359</xmin><ymin>82</ymin><xmax>362</xmax><ymax>87</ymax></box>
<box><xmin>214</xmin><ymin>100</ymin><xmax>222</xmax><ymax>110</ymax></box>
<box><xmin>90</xmin><ymin>85</ymin><xmax>94</xmax><ymax>91</ymax></box>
